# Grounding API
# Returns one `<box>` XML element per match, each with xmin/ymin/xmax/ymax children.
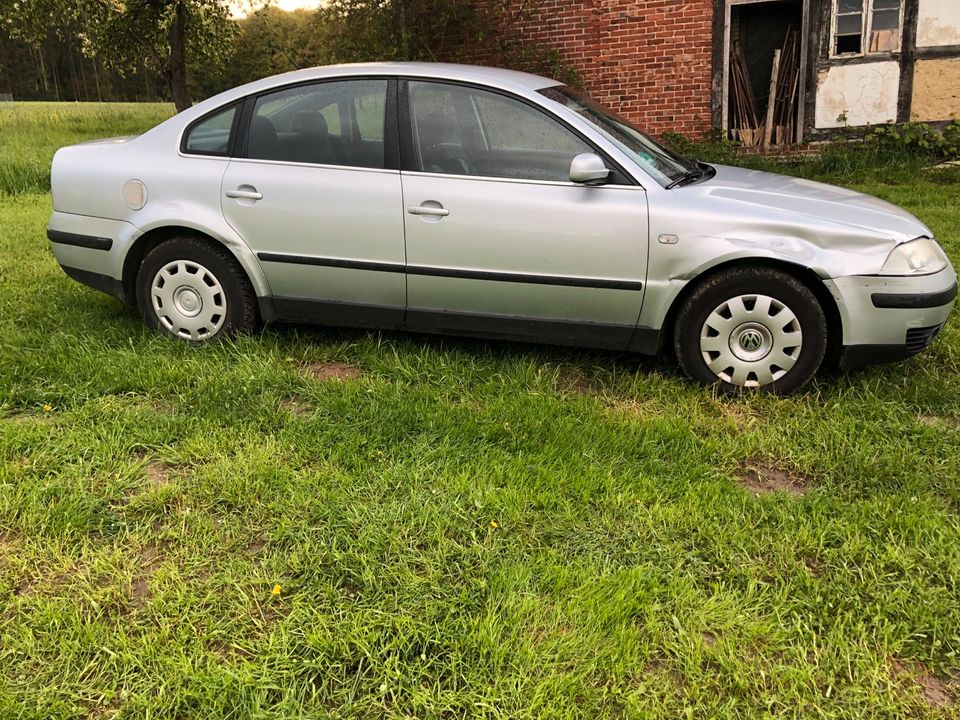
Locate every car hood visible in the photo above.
<box><xmin>696</xmin><ymin>164</ymin><xmax>932</xmax><ymax>244</ymax></box>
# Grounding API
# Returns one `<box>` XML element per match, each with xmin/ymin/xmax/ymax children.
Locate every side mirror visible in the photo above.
<box><xmin>569</xmin><ymin>153</ymin><xmax>610</xmax><ymax>185</ymax></box>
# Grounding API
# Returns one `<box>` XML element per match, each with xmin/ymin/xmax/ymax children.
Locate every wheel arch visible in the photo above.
<box><xmin>660</xmin><ymin>258</ymin><xmax>844</xmax><ymax>366</ymax></box>
<box><xmin>121</xmin><ymin>224</ymin><xmax>271</xmax><ymax>313</ymax></box>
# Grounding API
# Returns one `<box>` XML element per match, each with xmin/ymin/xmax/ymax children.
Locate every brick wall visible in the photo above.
<box><xmin>476</xmin><ymin>0</ymin><xmax>715</xmax><ymax>138</ymax></box>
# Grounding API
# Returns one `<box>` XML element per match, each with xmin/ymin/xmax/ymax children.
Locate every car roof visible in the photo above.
<box><xmin>258</xmin><ymin>62</ymin><xmax>559</xmax><ymax>91</ymax></box>
<box><xmin>180</xmin><ymin>62</ymin><xmax>560</xmax><ymax>121</ymax></box>
<box><xmin>146</xmin><ymin>62</ymin><xmax>565</xmax><ymax>148</ymax></box>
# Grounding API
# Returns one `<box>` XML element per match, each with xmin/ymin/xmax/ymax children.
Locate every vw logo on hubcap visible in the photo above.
<box><xmin>739</xmin><ymin>329</ymin><xmax>764</xmax><ymax>352</ymax></box>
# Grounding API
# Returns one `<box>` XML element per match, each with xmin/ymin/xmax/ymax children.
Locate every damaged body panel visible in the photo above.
<box><xmin>640</xmin><ymin>163</ymin><xmax>950</xmax><ymax>333</ymax></box>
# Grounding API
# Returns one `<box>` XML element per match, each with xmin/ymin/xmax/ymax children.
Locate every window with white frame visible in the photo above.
<box><xmin>833</xmin><ymin>0</ymin><xmax>902</xmax><ymax>56</ymax></box>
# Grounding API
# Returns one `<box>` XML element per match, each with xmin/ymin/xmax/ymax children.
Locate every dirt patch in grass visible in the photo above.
<box><xmin>603</xmin><ymin>397</ymin><xmax>660</xmax><ymax>420</ymax></box>
<box><xmin>0</xmin><ymin>530</ymin><xmax>22</xmax><ymax>580</ymax></box>
<box><xmin>13</xmin><ymin>558</ymin><xmax>75</xmax><ymax>599</ymax></box>
<box><xmin>701</xmin><ymin>631</ymin><xmax>717</xmax><ymax>648</ymax></box>
<box><xmin>88</xmin><ymin>701</ymin><xmax>121</xmax><ymax>719</ymax></box>
<box><xmin>279</xmin><ymin>395</ymin><xmax>313</xmax><ymax>417</ymax></box>
<box><xmin>144</xmin><ymin>461</ymin><xmax>174</xmax><ymax>490</ymax></box>
<box><xmin>737</xmin><ymin>460</ymin><xmax>812</xmax><ymax>496</ymax></box>
<box><xmin>0</xmin><ymin>408</ymin><xmax>55</xmax><ymax>425</ymax></box>
<box><xmin>129</xmin><ymin>544</ymin><xmax>163</xmax><ymax>610</ymax></box>
<box><xmin>300</xmin><ymin>361</ymin><xmax>363</xmax><ymax>382</ymax></box>
<box><xmin>642</xmin><ymin>656</ymin><xmax>685</xmax><ymax>687</ymax></box>
<box><xmin>558</xmin><ymin>368</ymin><xmax>603</xmax><ymax>396</ymax></box>
<box><xmin>920</xmin><ymin>414</ymin><xmax>960</xmax><ymax>431</ymax></box>
<box><xmin>246</xmin><ymin>538</ymin><xmax>266</xmax><ymax>556</ymax></box>
<box><xmin>714</xmin><ymin>400</ymin><xmax>762</xmax><ymax>430</ymax></box>
<box><xmin>209</xmin><ymin>639</ymin><xmax>254</xmax><ymax>660</ymax></box>
<box><xmin>891</xmin><ymin>658</ymin><xmax>954</xmax><ymax>708</ymax></box>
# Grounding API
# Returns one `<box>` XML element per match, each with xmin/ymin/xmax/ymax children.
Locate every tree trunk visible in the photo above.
<box><xmin>167</xmin><ymin>0</ymin><xmax>191</xmax><ymax>112</ymax></box>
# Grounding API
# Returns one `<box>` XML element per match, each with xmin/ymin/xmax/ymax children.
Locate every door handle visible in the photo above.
<box><xmin>407</xmin><ymin>205</ymin><xmax>449</xmax><ymax>217</ymax></box>
<box><xmin>225</xmin><ymin>188</ymin><xmax>263</xmax><ymax>200</ymax></box>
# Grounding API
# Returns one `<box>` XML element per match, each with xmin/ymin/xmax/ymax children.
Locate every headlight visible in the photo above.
<box><xmin>879</xmin><ymin>238</ymin><xmax>949</xmax><ymax>275</ymax></box>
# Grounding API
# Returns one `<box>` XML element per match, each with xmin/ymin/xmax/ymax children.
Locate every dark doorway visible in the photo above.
<box><xmin>727</xmin><ymin>0</ymin><xmax>804</xmax><ymax>146</ymax></box>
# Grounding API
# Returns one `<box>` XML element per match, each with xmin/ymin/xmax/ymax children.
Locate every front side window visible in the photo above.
<box><xmin>183</xmin><ymin>104</ymin><xmax>237</xmax><ymax>156</ymax></box>
<box><xmin>246</xmin><ymin>79</ymin><xmax>388</xmax><ymax>169</ymax></box>
<box><xmin>407</xmin><ymin>80</ymin><xmax>593</xmax><ymax>182</ymax></box>
<box><xmin>833</xmin><ymin>0</ymin><xmax>902</xmax><ymax>56</ymax></box>
<box><xmin>539</xmin><ymin>86</ymin><xmax>696</xmax><ymax>186</ymax></box>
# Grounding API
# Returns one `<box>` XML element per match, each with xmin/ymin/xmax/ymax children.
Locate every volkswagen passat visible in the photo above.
<box><xmin>48</xmin><ymin>63</ymin><xmax>956</xmax><ymax>394</ymax></box>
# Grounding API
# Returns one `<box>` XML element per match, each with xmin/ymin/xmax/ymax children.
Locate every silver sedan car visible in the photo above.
<box><xmin>48</xmin><ymin>63</ymin><xmax>956</xmax><ymax>394</ymax></box>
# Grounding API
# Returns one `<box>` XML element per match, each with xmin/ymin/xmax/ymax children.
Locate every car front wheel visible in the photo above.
<box><xmin>136</xmin><ymin>236</ymin><xmax>258</xmax><ymax>342</ymax></box>
<box><xmin>674</xmin><ymin>266</ymin><xmax>827</xmax><ymax>395</ymax></box>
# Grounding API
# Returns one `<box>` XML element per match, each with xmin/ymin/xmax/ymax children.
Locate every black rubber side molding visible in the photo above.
<box><xmin>407</xmin><ymin>265</ymin><xmax>643</xmax><ymax>291</ymax></box>
<box><xmin>258</xmin><ymin>253</ymin><xmax>405</xmax><ymax>274</ymax></box>
<box><xmin>871</xmin><ymin>282</ymin><xmax>957</xmax><ymax>309</ymax></box>
<box><xmin>257</xmin><ymin>252</ymin><xmax>643</xmax><ymax>291</ymax></box>
<box><xmin>47</xmin><ymin>229</ymin><xmax>113</xmax><ymax>251</ymax></box>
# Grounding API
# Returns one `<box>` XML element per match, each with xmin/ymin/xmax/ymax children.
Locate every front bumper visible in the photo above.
<box><xmin>827</xmin><ymin>267</ymin><xmax>957</xmax><ymax>369</ymax></box>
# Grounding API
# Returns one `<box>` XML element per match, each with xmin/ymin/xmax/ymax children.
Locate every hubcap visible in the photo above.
<box><xmin>700</xmin><ymin>294</ymin><xmax>802</xmax><ymax>388</ymax></box>
<box><xmin>151</xmin><ymin>260</ymin><xmax>226</xmax><ymax>341</ymax></box>
<box><xmin>173</xmin><ymin>287</ymin><xmax>202</xmax><ymax>317</ymax></box>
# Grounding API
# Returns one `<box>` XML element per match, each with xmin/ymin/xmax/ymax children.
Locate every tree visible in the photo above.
<box><xmin>315</xmin><ymin>0</ymin><xmax>482</xmax><ymax>65</ymax></box>
<box><xmin>0</xmin><ymin>0</ymin><xmax>236</xmax><ymax>111</ymax></box>
<box><xmin>313</xmin><ymin>0</ymin><xmax>580</xmax><ymax>86</ymax></box>
<box><xmin>207</xmin><ymin>5</ymin><xmax>318</xmax><ymax>94</ymax></box>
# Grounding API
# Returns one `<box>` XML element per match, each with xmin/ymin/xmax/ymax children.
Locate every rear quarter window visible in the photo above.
<box><xmin>183</xmin><ymin>105</ymin><xmax>238</xmax><ymax>156</ymax></box>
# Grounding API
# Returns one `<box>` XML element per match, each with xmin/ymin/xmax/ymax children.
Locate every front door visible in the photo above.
<box><xmin>220</xmin><ymin>77</ymin><xmax>406</xmax><ymax>326</ymax></box>
<box><xmin>400</xmin><ymin>80</ymin><xmax>649</xmax><ymax>349</ymax></box>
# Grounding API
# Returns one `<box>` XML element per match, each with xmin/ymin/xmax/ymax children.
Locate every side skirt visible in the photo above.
<box><xmin>272</xmin><ymin>297</ymin><xmax>405</xmax><ymax>330</ymax></box>
<box><xmin>60</xmin><ymin>265</ymin><xmax>126</xmax><ymax>302</ymax></box>
<box><xmin>271</xmin><ymin>297</ymin><xmax>660</xmax><ymax>354</ymax></box>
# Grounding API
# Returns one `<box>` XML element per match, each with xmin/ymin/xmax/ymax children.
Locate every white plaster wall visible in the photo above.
<box><xmin>814</xmin><ymin>62</ymin><xmax>900</xmax><ymax>128</ymax></box>
<box><xmin>917</xmin><ymin>0</ymin><xmax>960</xmax><ymax>47</ymax></box>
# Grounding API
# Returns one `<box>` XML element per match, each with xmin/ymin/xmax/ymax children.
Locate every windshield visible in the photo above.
<box><xmin>538</xmin><ymin>86</ymin><xmax>698</xmax><ymax>186</ymax></box>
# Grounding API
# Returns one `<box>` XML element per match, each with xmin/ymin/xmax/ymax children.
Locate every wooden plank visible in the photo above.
<box><xmin>764</xmin><ymin>48</ymin><xmax>781</xmax><ymax>148</ymax></box>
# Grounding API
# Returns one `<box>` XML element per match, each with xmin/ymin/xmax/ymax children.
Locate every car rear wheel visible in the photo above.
<box><xmin>136</xmin><ymin>236</ymin><xmax>258</xmax><ymax>342</ymax></box>
<box><xmin>674</xmin><ymin>266</ymin><xmax>827</xmax><ymax>395</ymax></box>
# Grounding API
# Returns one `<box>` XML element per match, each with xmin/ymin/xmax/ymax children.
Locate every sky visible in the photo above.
<box><xmin>230</xmin><ymin>1</ymin><xmax>322</xmax><ymax>18</ymax></box>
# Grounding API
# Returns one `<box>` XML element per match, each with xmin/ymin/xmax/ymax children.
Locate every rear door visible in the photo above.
<box><xmin>220</xmin><ymin>77</ymin><xmax>406</xmax><ymax>326</ymax></box>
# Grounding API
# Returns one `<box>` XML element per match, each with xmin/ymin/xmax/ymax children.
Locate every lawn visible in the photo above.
<box><xmin>1</xmin><ymin>103</ymin><xmax>959</xmax><ymax>719</ymax></box>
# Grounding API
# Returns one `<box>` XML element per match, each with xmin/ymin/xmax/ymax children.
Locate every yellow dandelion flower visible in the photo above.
<box><xmin>271</xmin><ymin>584</ymin><xmax>282</xmax><ymax>596</ymax></box>
<box><xmin>489</xmin><ymin>520</ymin><xmax>500</xmax><ymax>529</ymax></box>
<box><xmin>42</xmin><ymin>404</ymin><xmax>52</xmax><ymax>413</ymax></box>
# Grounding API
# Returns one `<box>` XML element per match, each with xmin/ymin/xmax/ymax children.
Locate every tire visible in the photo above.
<box><xmin>673</xmin><ymin>266</ymin><xmax>827</xmax><ymax>395</ymax></box>
<box><xmin>136</xmin><ymin>236</ymin><xmax>258</xmax><ymax>342</ymax></box>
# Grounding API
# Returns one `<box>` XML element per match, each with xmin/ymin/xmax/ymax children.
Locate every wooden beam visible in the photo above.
<box><xmin>764</xmin><ymin>48</ymin><xmax>781</xmax><ymax>147</ymax></box>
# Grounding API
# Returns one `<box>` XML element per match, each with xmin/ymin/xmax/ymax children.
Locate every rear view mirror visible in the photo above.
<box><xmin>569</xmin><ymin>153</ymin><xmax>610</xmax><ymax>185</ymax></box>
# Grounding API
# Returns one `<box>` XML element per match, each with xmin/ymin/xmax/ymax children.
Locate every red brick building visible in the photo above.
<box><xmin>481</xmin><ymin>0</ymin><xmax>960</xmax><ymax>143</ymax></box>
<box><xmin>498</xmin><ymin>1</ymin><xmax>714</xmax><ymax>138</ymax></box>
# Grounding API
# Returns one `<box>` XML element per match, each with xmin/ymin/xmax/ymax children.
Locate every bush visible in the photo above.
<box><xmin>865</xmin><ymin>120</ymin><xmax>960</xmax><ymax>161</ymax></box>
<box><xmin>659</xmin><ymin>121</ymin><xmax>960</xmax><ymax>186</ymax></box>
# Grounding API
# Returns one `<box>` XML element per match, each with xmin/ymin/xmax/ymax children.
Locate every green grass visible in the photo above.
<box><xmin>1</xmin><ymin>104</ymin><xmax>959</xmax><ymax>718</ymax></box>
<box><xmin>0</xmin><ymin>102</ymin><xmax>174</xmax><ymax>196</ymax></box>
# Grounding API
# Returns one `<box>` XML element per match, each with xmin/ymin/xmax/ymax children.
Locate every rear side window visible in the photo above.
<box><xmin>183</xmin><ymin>105</ymin><xmax>237</xmax><ymax>156</ymax></box>
<box><xmin>246</xmin><ymin>79</ymin><xmax>388</xmax><ymax>169</ymax></box>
